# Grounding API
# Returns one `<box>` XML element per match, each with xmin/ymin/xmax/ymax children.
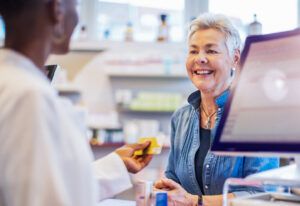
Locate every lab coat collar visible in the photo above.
<box><xmin>0</xmin><ymin>48</ymin><xmax>49</xmax><ymax>83</ymax></box>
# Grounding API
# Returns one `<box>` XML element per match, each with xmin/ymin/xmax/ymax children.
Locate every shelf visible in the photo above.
<box><xmin>70</xmin><ymin>40</ymin><xmax>185</xmax><ymax>52</ymax></box>
<box><xmin>69</xmin><ymin>41</ymin><xmax>106</xmax><ymax>52</ymax></box>
<box><xmin>108</xmin><ymin>72</ymin><xmax>188</xmax><ymax>79</ymax></box>
<box><xmin>88</xmin><ymin>126</ymin><xmax>122</xmax><ymax>130</ymax></box>
<box><xmin>90</xmin><ymin>142</ymin><xmax>125</xmax><ymax>148</ymax></box>
<box><xmin>90</xmin><ymin>142</ymin><xmax>170</xmax><ymax>149</ymax></box>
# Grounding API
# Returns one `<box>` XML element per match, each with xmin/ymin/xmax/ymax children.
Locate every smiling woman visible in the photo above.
<box><xmin>154</xmin><ymin>13</ymin><xmax>279</xmax><ymax>206</ymax></box>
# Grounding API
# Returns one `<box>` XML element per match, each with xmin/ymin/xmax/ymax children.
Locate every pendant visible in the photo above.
<box><xmin>205</xmin><ymin>118</ymin><xmax>211</xmax><ymax>129</ymax></box>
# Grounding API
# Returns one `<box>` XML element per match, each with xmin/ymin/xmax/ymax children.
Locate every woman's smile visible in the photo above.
<box><xmin>192</xmin><ymin>69</ymin><xmax>214</xmax><ymax>76</ymax></box>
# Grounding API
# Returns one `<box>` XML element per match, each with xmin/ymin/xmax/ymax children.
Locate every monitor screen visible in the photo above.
<box><xmin>212</xmin><ymin>28</ymin><xmax>300</xmax><ymax>154</ymax></box>
<box><xmin>45</xmin><ymin>64</ymin><xmax>58</xmax><ymax>82</ymax></box>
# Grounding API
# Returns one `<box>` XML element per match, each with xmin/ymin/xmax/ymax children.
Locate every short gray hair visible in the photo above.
<box><xmin>188</xmin><ymin>13</ymin><xmax>241</xmax><ymax>56</ymax></box>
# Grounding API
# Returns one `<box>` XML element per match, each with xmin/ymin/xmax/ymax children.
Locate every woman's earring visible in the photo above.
<box><xmin>230</xmin><ymin>67</ymin><xmax>236</xmax><ymax>77</ymax></box>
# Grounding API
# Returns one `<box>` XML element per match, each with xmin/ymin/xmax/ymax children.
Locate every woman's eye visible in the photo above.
<box><xmin>189</xmin><ymin>50</ymin><xmax>198</xmax><ymax>54</ymax></box>
<box><xmin>207</xmin><ymin>49</ymin><xmax>218</xmax><ymax>54</ymax></box>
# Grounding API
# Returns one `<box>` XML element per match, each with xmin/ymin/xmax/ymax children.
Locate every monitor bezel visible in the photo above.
<box><xmin>212</xmin><ymin>28</ymin><xmax>300</xmax><ymax>153</ymax></box>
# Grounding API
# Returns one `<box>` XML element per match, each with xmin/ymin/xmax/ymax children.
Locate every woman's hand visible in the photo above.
<box><xmin>154</xmin><ymin>178</ymin><xmax>198</xmax><ymax>206</ymax></box>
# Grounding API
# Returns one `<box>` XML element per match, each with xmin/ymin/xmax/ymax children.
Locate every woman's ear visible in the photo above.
<box><xmin>233</xmin><ymin>49</ymin><xmax>241</xmax><ymax>67</ymax></box>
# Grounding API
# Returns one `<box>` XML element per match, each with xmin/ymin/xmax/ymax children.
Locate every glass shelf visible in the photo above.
<box><xmin>108</xmin><ymin>72</ymin><xmax>188</xmax><ymax>79</ymax></box>
<box><xmin>90</xmin><ymin>142</ymin><xmax>125</xmax><ymax>148</ymax></box>
<box><xmin>90</xmin><ymin>142</ymin><xmax>170</xmax><ymax>148</ymax></box>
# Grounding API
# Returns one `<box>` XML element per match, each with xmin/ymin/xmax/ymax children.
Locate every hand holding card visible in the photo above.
<box><xmin>134</xmin><ymin>137</ymin><xmax>163</xmax><ymax>155</ymax></box>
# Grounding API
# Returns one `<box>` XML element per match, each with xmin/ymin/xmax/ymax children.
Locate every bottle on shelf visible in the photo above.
<box><xmin>78</xmin><ymin>25</ymin><xmax>88</xmax><ymax>41</ymax></box>
<box><xmin>90</xmin><ymin>128</ymin><xmax>100</xmax><ymax>146</ymax></box>
<box><xmin>103</xmin><ymin>29</ymin><xmax>110</xmax><ymax>40</ymax></box>
<box><xmin>157</xmin><ymin>14</ymin><xmax>169</xmax><ymax>42</ymax></box>
<box><xmin>247</xmin><ymin>14</ymin><xmax>262</xmax><ymax>36</ymax></box>
<box><xmin>124</xmin><ymin>22</ymin><xmax>134</xmax><ymax>42</ymax></box>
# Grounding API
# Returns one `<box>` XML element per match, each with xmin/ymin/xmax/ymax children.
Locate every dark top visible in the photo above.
<box><xmin>195</xmin><ymin>127</ymin><xmax>211</xmax><ymax>194</ymax></box>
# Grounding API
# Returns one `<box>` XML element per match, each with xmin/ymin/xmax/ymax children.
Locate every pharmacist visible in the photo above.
<box><xmin>0</xmin><ymin>0</ymin><xmax>152</xmax><ymax>206</ymax></box>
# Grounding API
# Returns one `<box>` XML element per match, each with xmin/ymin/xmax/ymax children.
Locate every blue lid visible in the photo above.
<box><xmin>155</xmin><ymin>192</ymin><xmax>168</xmax><ymax>206</ymax></box>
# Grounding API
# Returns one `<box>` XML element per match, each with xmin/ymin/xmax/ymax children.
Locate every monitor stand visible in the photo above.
<box><xmin>246</xmin><ymin>156</ymin><xmax>300</xmax><ymax>186</ymax></box>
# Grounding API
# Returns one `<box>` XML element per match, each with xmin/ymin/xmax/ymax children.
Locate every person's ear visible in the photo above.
<box><xmin>233</xmin><ymin>49</ymin><xmax>240</xmax><ymax>67</ymax></box>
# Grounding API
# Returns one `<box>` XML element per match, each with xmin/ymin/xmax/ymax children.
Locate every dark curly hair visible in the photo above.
<box><xmin>0</xmin><ymin>0</ymin><xmax>40</xmax><ymax>18</ymax></box>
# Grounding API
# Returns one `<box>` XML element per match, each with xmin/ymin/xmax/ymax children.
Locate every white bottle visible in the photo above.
<box><xmin>135</xmin><ymin>181</ymin><xmax>153</xmax><ymax>206</ymax></box>
<box><xmin>124</xmin><ymin>22</ymin><xmax>134</xmax><ymax>42</ymax></box>
<box><xmin>157</xmin><ymin>14</ymin><xmax>169</xmax><ymax>42</ymax></box>
<box><xmin>248</xmin><ymin>14</ymin><xmax>262</xmax><ymax>35</ymax></box>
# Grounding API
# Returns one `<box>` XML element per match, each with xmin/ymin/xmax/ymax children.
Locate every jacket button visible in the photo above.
<box><xmin>205</xmin><ymin>185</ymin><xmax>209</xmax><ymax>189</ymax></box>
<box><xmin>206</xmin><ymin>164</ymin><xmax>210</xmax><ymax>168</ymax></box>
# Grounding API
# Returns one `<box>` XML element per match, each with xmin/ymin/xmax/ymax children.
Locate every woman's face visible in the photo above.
<box><xmin>186</xmin><ymin>28</ymin><xmax>239</xmax><ymax>97</ymax></box>
<box><xmin>53</xmin><ymin>0</ymin><xmax>79</xmax><ymax>53</ymax></box>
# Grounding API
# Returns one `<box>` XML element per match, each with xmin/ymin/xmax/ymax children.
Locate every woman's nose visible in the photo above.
<box><xmin>195</xmin><ymin>55</ymin><xmax>208</xmax><ymax>64</ymax></box>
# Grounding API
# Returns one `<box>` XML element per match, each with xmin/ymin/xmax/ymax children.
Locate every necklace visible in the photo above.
<box><xmin>200</xmin><ymin>104</ymin><xmax>217</xmax><ymax>129</ymax></box>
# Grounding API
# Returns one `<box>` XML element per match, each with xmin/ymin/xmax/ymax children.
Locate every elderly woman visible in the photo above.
<box><xmin>154</xmin><ymin>13</ymin><xmax>279</xmax><ymax>206</ymax></box>
<box><xmin>0</xmin><ymin>0</ymin><xmax>152</xmax><ymax>205</ymax></box>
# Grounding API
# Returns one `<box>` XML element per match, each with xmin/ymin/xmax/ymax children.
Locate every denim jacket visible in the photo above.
<box><xmin>165</xmin><ymin>90</ymin><xmax>279</xmax><ymax>196</ymax></box>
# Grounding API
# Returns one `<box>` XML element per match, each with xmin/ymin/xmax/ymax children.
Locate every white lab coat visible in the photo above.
<box><xmin>0</xmin><ymin>49</ymin><xmax>132</xmax><ymax>206</ymax></box>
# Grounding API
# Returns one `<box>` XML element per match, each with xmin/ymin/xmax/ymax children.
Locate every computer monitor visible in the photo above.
<box><xmin>212</xmin><ymin>28</ymin><xmax>300</xmax><ymax>155</ymax></box>
<box><xmin>211</xmin><ymin>28</ymin><xmax>300</xmax><ymax>181</ymax></box>
<box><xmin>45</xmin><ymin>64</ymin><xmax>59</xmax><ymax>82</ymax></box>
